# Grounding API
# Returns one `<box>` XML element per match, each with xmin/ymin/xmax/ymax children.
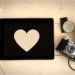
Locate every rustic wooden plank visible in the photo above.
<box><xmin>0</xmin><ymin>1</ymin><xmax>75</xmax><ymax>23</ymax></box>
<box><xmin>1</xmin><ymin>56</ymin><xmax>75</xmax><ymax>74</ymax></box>
<box><xmin>0</xmin><ymin>65</ymin><xmax>5</xmax><ymax>74</ymax></box>
<box><xmin>0</xmin><ymin>1</ymin><xmax>75</xmax><ymax>75</ymax></box>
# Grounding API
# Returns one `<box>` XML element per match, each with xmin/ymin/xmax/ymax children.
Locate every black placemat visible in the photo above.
<box><xmin>0</xmin><ymin>18</ymin><xmax>54</xmax><ymax>60</ymax></box>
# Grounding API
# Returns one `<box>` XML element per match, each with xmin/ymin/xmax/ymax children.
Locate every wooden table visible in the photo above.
<box><xmin>0</xmin><ymin>1</ymin><xmax>75</xmax><ymax>75</ymax></box>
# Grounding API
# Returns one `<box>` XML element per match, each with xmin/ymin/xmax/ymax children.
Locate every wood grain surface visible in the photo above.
<box><xmin>0</xmin><ymin>1</ymin><xmax>75</xmax><ymax>75</ymax></box>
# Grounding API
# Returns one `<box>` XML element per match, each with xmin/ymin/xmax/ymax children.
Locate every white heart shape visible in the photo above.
<box><xmin>14</xmin><ymin>29</ymin><xmax>40</xmax><ymax>52</ymax></box>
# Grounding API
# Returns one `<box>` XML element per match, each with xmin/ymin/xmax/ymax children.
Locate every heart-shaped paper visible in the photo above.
<box><xmin>14</xmin><ymin>29</ymin><xmax>40</xmax><ymax>52</ymax></box>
